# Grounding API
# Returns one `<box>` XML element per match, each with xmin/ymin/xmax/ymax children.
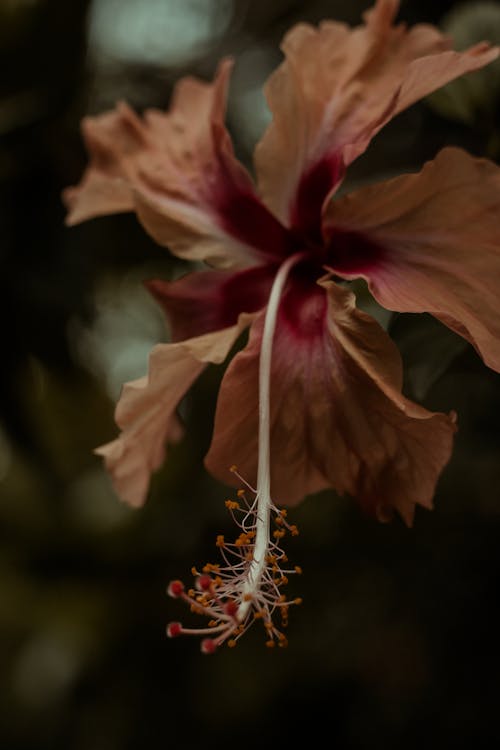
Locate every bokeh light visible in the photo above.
<box><xmin>89</xmin><ymin>0</ymin><xmax>235</xmax><ymax>68</ymax></box>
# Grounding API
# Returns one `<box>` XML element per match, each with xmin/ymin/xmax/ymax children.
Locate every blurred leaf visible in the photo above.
<box><xmin>389</xmin><ymin>312</ymin><xmax>469</xmax><ymax>400</ymax></box>
<box><xmin>426</xmin><ymin>2</ymin><xmax>500</xmax><ymax>131</ymax></box>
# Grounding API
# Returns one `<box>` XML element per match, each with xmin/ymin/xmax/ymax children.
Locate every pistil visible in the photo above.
<box><xmin>236</xmin><ymin>252</ymin><xmax>305</xmax><ymax>621</ymax></box>
<box><xmin>166</xmin><ymin>252</ymin><xmax>305</xmax><ymax>651</ymax></box>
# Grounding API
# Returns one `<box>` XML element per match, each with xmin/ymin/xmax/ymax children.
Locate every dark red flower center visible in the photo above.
<box><xmin>217</xmin><ymin>153</ymin><xmax>388</xmax><ymax>338</ymax></box>
<box><xmin>150</xmin><ymin>154</ymin><xmax>386</xmax><ymax>341</ymax></box>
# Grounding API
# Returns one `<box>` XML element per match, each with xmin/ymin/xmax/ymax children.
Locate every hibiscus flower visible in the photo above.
<box><xmin>64</xmin><ymin>0</ymin><xmax>500</xmax><ymax>650</ymax></box>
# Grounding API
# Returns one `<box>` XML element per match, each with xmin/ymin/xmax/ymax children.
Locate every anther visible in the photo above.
<box><xmin>203</xmin><ymin>563</ymin><xmax>219</xmax><ymax>573</ymax></box>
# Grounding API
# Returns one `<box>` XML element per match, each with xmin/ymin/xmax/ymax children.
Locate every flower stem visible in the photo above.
<box><xmin>238</xmin><ymin>252</ymin><xmax>305</xmax><ymax>613</ymax></box>
<box><xmin>167</xmin><ymin>254</ymin><xmax>305</xmax><ymax>650</ymax></box>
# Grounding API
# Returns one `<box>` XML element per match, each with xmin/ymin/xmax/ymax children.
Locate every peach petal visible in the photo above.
<box><xmin>65</xmin><ymin>60</ymin><xmax>282</xmax><ymax>269</ymax></box>
<box><xmin>325</xmin><ymin>147</ymin><xmax>500</xmax><ymax>373</ymax></box>
<box><xmin>63</xmin><ymin>102</ymin><xmax>145</xmax><ymax>224</ymax></box>
<box><xmin>63</xmin><ymin>171</ymin><xmax>134</xmax><ymax>226</ymax></box>
<box><xmin>205</xmin><ymin>279</ymin><xmax>456</xmax><ymax>525</ymax></box>
<box><xmin>254</xmin><ymin>0</ymin><xmax>498</xmax><ymax>227</ymax></box>
<box><xmin>96</xmin><ymin>313</ymin><xmax>253</xmax><ymax>508</ymax></box>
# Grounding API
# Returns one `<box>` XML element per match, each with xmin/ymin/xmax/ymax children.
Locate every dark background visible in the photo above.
<box><xmin>1</xmin><ymin>1</ymin><xmax>500</xmax><ymax>748</ymax></box>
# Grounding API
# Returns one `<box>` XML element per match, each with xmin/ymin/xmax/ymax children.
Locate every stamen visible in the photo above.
<box><xmin>167</xmin><ymin>253</ymin><xmax>305</xmax><ymax>653</ymax></box>
<box><xmin>166</xmin><ymin>489</ymin><xmax>302</xmax><ymax>651</ymax></box>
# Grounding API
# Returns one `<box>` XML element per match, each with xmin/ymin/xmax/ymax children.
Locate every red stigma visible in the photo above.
<box><xmin>224</xmin><ymin>599</ymin><xmax>238</xmax><ymax>617</ymax></box>
<box><xmin>196</xmin><ymin>574</ymin><xmax>212</xmax><ymax>591</ymax></box>
<box><xmin>167</xmin><ymin>580</ymin><xmax>185</xmax><ymax>598</ymax></box>
<box><xmin>166</xmin><ymin>622</ymin><xmax>182</xmax><ymax>638</ymax></box>
<box><xmin>201</xmin><ymin>638</ymin><xmax>217</xmax><ymax>655</ymax></box>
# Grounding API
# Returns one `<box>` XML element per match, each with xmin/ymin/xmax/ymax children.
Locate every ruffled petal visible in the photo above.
<box><xmin>325</xmin><ymin>147</ymin><xmax>500</xmax><ymax>373</ymax></box>
<box><xmin>65</xmin><ymin>60</ymin><xmax>288</xmax><ymax>269</ymax></box>
<box><xmin>205</xmin><ymin>279</ymin><xmax>456</xmax><ymax>525</ymax></box>
<box><xmin>63</xmin><ymin>168</ymin><xmax>134</xmax><ymax>224</ymax></box>
<box><xmin>96</xmin><ymin>314</ymin><xmax>253</xmax><ymax>508</ymax></box>
<box><xmin>254</xmin><ymin>0</ymin><xmax>498</xmax><ymax>230</ymax></box>
<box><xmin>146</xmin><ymin>263</ymin><xmax>276</xmax><ymax>342</ymax></box>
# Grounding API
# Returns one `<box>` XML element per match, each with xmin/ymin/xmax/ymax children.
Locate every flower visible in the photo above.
<box><xmin>65</xmin><ymin>0</ymin><xmax>500</xmax><ymax>650</ymax></box>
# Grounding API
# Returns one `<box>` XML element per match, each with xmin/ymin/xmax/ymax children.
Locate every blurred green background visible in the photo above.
<box><xmin>1</xmin><ymin>0</ymin><xmax>500</xmax><ymax>748</ymax></box>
